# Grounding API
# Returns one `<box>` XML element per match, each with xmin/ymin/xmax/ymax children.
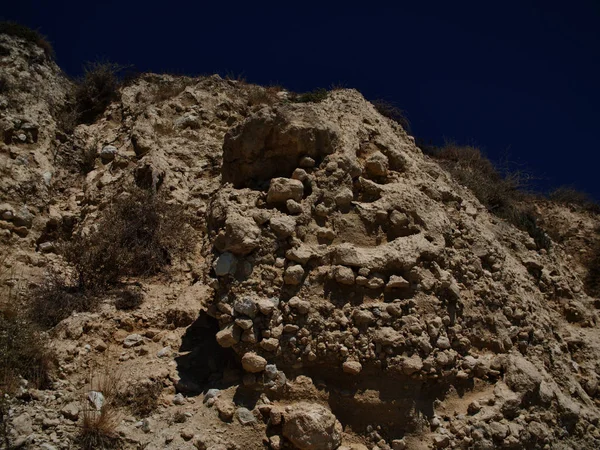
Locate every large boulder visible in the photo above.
<box><xmin>504</xmin><ymin>354</ymin><xmax>542</xmax><ymax>395</ymax></box>
<box><xmin>214</xmin><ymin>212</ymin><xmax>261</xmax><ymax>256</ymax></box>
<box><xmin>282</xmin><ymin>403</ymin><xmax>342</xmax><ymax>450</ymax></box>
<box><xmin>222</xmin><ymin>107</ymin><xmax>339</xmax><ymax>188</ymax></box>
<box><xmin>267</xmin><ymin>178</ymin><xmax>304</xmax><ymax>204</ymax></box>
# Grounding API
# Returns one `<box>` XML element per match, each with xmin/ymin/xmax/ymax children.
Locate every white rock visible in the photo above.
<box><xmin>88</xmin><ymin>391</ymin><xmax>105</xmax><ymax>410</ymax></box>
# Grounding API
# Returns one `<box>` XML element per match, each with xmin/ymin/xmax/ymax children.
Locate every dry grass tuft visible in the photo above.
<box><xmin>77</xmin><ymin>358</ymin><xmax>123</xmax><ymax>449</ymax></box>
<box><xmin>1</xmin><ymin>256</ymin><xmax>55</xmax><ymax>391</ymax></box>
<box><xmin>246</xmin><ymin>85</ymin><xmax>282</xmax><ymax>106</ymax></box>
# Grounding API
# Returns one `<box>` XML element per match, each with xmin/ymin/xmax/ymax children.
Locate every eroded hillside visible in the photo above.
<box><xmin>2</xmin><ymin>32</ymin><xmax>600</xmax><ymax>450</ymax></box>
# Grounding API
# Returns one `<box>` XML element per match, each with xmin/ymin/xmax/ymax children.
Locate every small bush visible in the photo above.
<box><xmin>585</xmin><ymin>240</ymin><xmax>600</xmax><ymax>298</ymax></box>
<box><xmin>65</xmin><ymin>189</ymin><xmax>194</xmax><ymax>289</ymax></box>
<box><xmin>371</xmin><ymin>99</ymin><xmax>411</xmax><ymax>132</ymax></box>
<box><xmin>0</xmin><ymin>21</ymin><xmax>54</xmax><ymax>59</ymax></box>
<box><xmin>119</xmin><ymin>381</ymin><xmax>162</xmax><ymax>418</ymax></box>
<box><xmin>0</xmin><ymin>309</ymin><xmax>54</xmax><ymax>391</ymax></box>
<box><xmin>75</xmin><ymin>62</ymin><xmax>122</xmax><ymax>124</ymax></box>
<box><xmin>291</xmin><ymin>88</ymin><xmax>329</xmax><ymax>103</ymax></box>
<box><xmin>425</xmin><ymin>142</ymin><xmax>551</xmax><ymax>250</ymax></box>
<box><xmin>1</xmin><ymin>259</ymin><xmax>54</xmax><ymax>390</ymax></box>
<box><xmin>29</xmin><ymin>271</ymin><xmax>98</xmax><ymax>328</ymax></box>
<box><xmin>246</xmin><ymin>85</ymin><xmax>281</xmax><ymax>106</ymax></box>
<box><xmin>0</xmin><ymin>76</ymin><xmax>8</xmax><ymax>94</ymax></box>
<box><xmin>549</xmin><ymin>186</ymin><xmax>600</xmax><ymax>213</ymax></box>
<box><xmin>113</xmin><ymin>286</ymin><xmax>144</xmax><ymax>311</ymax></box>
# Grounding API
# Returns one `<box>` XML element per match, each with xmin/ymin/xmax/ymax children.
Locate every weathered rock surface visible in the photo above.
<box><xmin>282</xmin><ymin>403</ymin><xmax>342</xmax><ymax>450</ymax></box>
<box><xmin>2</xmin><ymin>33</ymin><xmax>600</xmax><ymax>450</ymax></box>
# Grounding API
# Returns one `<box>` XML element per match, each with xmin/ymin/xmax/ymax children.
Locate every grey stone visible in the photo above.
<box><xmin>236</xmin><ymin>407</ymin><xmax>257</xmax><ymax>425</ymax></box>
<box><xmin>100</xmin><ymin>145</ymin><xmax>118</xmax><ymax>162</ymax></box>
<box><xmin>214</xmin><ymin>252</ymin><xmax>237</xmax><ymax>276</ymax></box>
<box><xmin>204</xmin><ymin>389</ymin><xmax>221</xmax><ymax>403</ymax></box>
<box><xmin>234</xmin><ymin>296</ymin><xmax>258</xmax><ymax>318</ymax></box>
<box><xmin>61</xmin><ymin>402</ymin><xmax>80</xmax><ymax>421</ymax></box>
<box><xmin>123</xmin><ymin>334</ymin><xmax>144</xmax><ymax>348</ymax></box>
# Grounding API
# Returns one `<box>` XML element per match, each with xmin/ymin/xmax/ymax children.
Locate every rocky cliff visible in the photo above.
<box><xmin>2</xmin><ymin>32</ymin><xmax>600</xmax><ymax>450</ymax></box>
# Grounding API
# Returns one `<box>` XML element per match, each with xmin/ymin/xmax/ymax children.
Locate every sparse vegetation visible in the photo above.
<box><xmin>75</xmin><ymin>62</ymin><xmax>122</xmax><ymax>124</ymax></box>
<box><xmin>0</xmin><ymin>308</ymin><xmax>55</xmax><ymax>391</ymax></box>
<box><xmin>371</xmin><ymin>99</ymin><xmax>411</xmax><ymax>132</ymax></box>
<box><xmin>113</xmin><ymin>286</ymin><xmax>144</xmax><ymax>311</ymax></box>
<box><xmin>78</xmin><ymin>361</ymin><xmax>122</xmax><ymax>450</ymax></box>
<box><xmin>291</xmin><ymin>88</ymin><xmax>329</xmax><ymax>103</ymax></box>
<box><xmin>246</xmin><ymin>85</ymin><xmax>281</xmax><ymax>106</ymax></box>
<box><xmin>549</xmin><ymin>186</ymin><xmax>600</xmax><ymax>213</ymax></box>
<box><xmin>422</xmin><ymin>142</ymin><xmax>551</xmax><ymax>249</ymax></box>
<box><xmin>119</xmin><ymin>381</ymin><xmax>163</xmax><ymax>418</ymax></box>
<box><xmin>29</xmin><ymin>270</ymin><xmax>98</xmax><ymax>328</ymax></box>
<box><xmin>0</xmin><ymin>21</ymin><xmax>54</xmax><ymax>59</ymax></box>
<box><xmin>1</xmin><ymin>258</ymin><xmax>54</xmax><ymax>391</ymax></box>
<box><xmin>0</xmin><ymin>76</ymin><xmax>8</xmax><ymax>94</ymax></box>
<box><xmin>29</xmin><ymin>189</ymin><xmax>192</xmax><ymax>328</ymax></box>
<box><xmin>152</xmin><ymin>78</ymin><xmax>193</xmax><ymax>102</ymax></box>
<box><xmin>65</xmin><ymin>189</ymin><xmax>194</xmax><ymax>289</ymax></box>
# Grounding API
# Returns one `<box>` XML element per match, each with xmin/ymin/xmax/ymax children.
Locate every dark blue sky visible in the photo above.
<box><xmin>3</xmin><ymin>1</ymin><xmax>600</xmax><ymax>201</ymax></box>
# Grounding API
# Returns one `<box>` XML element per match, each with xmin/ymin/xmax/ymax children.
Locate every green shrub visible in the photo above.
<box><xmin>75</xmin><ymin>62</ymin><xmax>122</xmax><ymax>124</ymax></box>
<box><xmin>0</xmin><ymin>21</ymin><xmax>54</xmax><ymax>59</ymax></box>
<box><xmin>291</xmin><ymin>88</ymin><xmax>329</xmax><ymax>103</ymax></box>
<box><xmin>371</xmin><ymin>99</ymin><xmax>411</xmax><ymax>132</ymax></box>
